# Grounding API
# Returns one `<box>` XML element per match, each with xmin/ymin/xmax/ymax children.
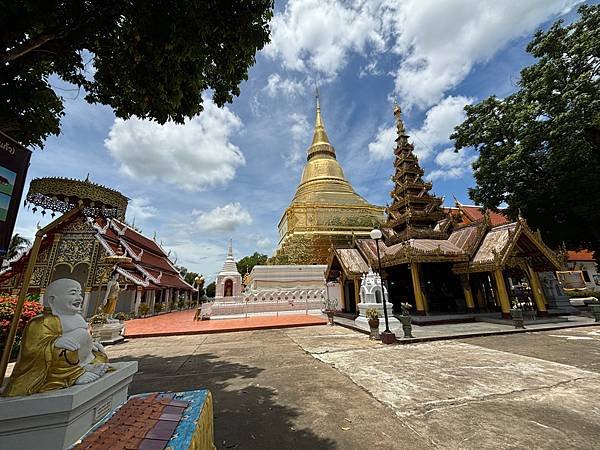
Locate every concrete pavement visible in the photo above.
<box><xmin>106</xmin><ymin>324</ymin><xmax>600</xmax><ymax>449</ymax></box>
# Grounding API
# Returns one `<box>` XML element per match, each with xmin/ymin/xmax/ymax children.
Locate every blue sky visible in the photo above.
<box><xmin>14</xmin><ymin>0</ymin><xmax>589</xmax><ymax>281</ymax></box>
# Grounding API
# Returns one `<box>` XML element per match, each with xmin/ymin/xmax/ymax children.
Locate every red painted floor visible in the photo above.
<box><xmin>124</xmin><ymin>310</ymin><xmax>328</xmax><ymax>338</ymax></box>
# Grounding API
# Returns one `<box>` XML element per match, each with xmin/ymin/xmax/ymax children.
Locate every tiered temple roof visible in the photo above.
<box><xmin>385</xmin><ymin>105</ymin><xmax>447</xmax><ymax>244</ymax></box>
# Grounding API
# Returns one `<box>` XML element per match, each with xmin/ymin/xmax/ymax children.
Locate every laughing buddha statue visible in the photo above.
<box><xmin>2</xmin><ymin>278</ymin><xmax>110</xmax><ymax>397</ymax></box>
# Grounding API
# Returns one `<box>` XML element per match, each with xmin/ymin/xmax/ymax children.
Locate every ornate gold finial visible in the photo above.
<box><xmin>310</xmin><ymin>88</ymin><xmax>331</xmax><ymax>147</ymax></box>
<box><xmin>393</xmin><ymin>101</ymin><xmax>406</xmax><ymax>136</ymax></box>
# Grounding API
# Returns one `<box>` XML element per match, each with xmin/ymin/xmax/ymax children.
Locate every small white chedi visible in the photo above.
<box><xmin>354</xmin><ymin>268</ymin><xmax>401</xmax><ymax>333</ymax></box>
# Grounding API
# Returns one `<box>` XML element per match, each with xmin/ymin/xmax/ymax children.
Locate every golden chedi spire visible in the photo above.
<box><xmin>308</xmin><ymin>92</ymin><xmax>335</xmax><ymax>160</ymax></box>
<box><xmin>273</xmin><ymin>92</ymin><xmax>385</xmax><ymax>264</ymax></box>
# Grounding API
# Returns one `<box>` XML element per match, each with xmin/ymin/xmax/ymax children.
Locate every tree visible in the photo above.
<box><xmin>205</xmin><ymin>282</ymin><xmax>215</xmax><ymax>298</ymax></box>
<box><xmin>1</xmin><ymin>0</ymin><xmax>273</xmax><ymax>147</ymax></box>
<box><xmin>177</xmin><ymin>266</ymin><xmax>204</xmax><ymax>297</ymax></box>
<box><xmin>6</xmin><ymin>234</ymin><xmax>31</xmax><ymax>260</ymax></box>
<box><xmin>452</xmin><ymin>4</ymin><xmax>600</xmax><ymax>260</ymax></box>
<box><xmin>237</xmin><ymin>252</ymin><xmax>268</xmax><ymax>276</ymax></box>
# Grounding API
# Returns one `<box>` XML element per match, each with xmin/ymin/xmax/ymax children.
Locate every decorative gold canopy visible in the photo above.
<box><xmin>273</xmin><ymin>95</ymin><xmax>384</xmax><ymax>264</ymax></box>
<box><xmin>26</xmin><ymin>176</ymin><xmax>129</xmax><ymax>220</ymax></box>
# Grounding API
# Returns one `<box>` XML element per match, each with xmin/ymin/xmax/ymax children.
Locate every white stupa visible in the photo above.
<box><xmin>215</xmin><ymin>239</ymin><xmax>242</xmax><ymax>298</ymax></box>
<box><xmin>354</xmin><ymin>268</ymin><xmax>400</xmax><ymax>333</ymax></box>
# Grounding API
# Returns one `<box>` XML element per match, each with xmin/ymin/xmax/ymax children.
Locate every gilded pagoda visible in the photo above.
<box><xmin>272</xmin><ymin>95</ymin><xmax>385</xmax><ymax>264</ymax></box>
<box><xmin>326</xmin><ymin>104</ymin><xmax>565</xmax><ymax>319</ymax></box>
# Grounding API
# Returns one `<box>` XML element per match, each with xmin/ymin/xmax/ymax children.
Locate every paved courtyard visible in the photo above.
<box><xmin>107</xmin><ymin>324</ymin><xmax>600</xmax><ymax>450</ymax></box>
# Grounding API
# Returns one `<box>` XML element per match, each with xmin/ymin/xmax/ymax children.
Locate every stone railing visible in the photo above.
<box><xmin>209</xmin><ymin>289</ymin><xmax>327</xmax><ymax>317</ymax></box>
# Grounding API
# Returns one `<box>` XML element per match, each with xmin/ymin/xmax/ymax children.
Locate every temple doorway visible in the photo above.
<box><xmin>470</xmin><ymin>273</ymin><xmax>500</xmax><ymax>313</ymax></box>
<box><xmin>343</xmin><ymin>280</ymin><xmax>356</xmax><ymax>313</ymax></box>
<box><xmin>224</xmin><ymin>279</ymin><xmax>233</xmax><ymax>297</ymax></box>
<box><xmin>421</xmin><ymin>263</ymin><xmax>464</xmax><ymax>314</ymax></box>
<box><xmin>385</xmin><ymin>266</ymin><xmax>412</xmax><ymax>313</ymax></box>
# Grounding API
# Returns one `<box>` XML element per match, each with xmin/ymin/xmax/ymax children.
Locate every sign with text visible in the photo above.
<box><xmin>0</xmin><ymin>132</ymin><xmax>31</xmax><ymax>257</ymax></box>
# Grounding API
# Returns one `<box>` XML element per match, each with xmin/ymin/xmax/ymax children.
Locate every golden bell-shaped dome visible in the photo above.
<box><xmin>274</xmin><ymin>94</ymin><xmax>385</xmax><ymax>264</ymax></box>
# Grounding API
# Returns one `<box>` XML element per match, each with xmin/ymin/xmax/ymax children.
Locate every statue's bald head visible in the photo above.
<box><xmin>46</xmin><ymin>278</ymin><xmax>84</xmax><ymax>316</ymax></box>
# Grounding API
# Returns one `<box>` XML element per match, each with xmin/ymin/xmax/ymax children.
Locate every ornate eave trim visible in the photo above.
<box><xmin>116</xmin><ymin>266</ymin><xmax>149</xmax><ymax>287</ymax></box>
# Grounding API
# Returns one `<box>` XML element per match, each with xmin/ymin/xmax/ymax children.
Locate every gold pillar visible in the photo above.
<box><xmin>492</xmin><ymin>269</ymin><xmax>511</xmax><ymax>319</ymax></box>
<box><xmin>527</xmin><ymin>265</ymin><xmax>548</xmax><ymax>316</ymax></box>
<box><xmin>461</xmin><ymin>275</ymin><xmax>475</xmax><ymax>312</ymax></box>
<box><xmin>410</xmin><ymin>263</ymin><xmax>427</xmax><ymax>315</ymax></box>
<box><xmin>353</xmin><ymin>278</ymin><xmax>361</xmax><ymax>313</ymax></box>
<box><xmin>339</xmin><ymin>273</ymin><xmax>347</xmax><ymax>311</ymax></box>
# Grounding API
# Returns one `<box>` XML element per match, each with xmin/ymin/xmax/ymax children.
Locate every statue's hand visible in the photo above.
<box><xmin>85</xmin><ymin>363</ymin><xmax>109</xmax><ymax>377</ymax></box>
<box><xmin>75</xmin><ymin>371</ymin><xmax>100</xmax><ymax>384</ymax></box>
<box><xmin>92</xmin><ymin>341</ymin><xmax>106</xmax><ymax>354</ymax></box>
<box><xmin>55</xmin><ymin>335</ymin><xmax>80</xmax><ymax>351</ymax></box>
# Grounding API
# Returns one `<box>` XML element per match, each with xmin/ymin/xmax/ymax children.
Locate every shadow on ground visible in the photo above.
<box><xmin>111</xmin><ymin>351</ymin><xmax>336</xmax><ymax>450</ymax></box>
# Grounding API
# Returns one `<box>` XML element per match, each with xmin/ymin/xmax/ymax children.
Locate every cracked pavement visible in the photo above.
<box><xmin>107</xmin><ymin>324</ymin><xmax>600</xmax><ymax>449</ymax></box>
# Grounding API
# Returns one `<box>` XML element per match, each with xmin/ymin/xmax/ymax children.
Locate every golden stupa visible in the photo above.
<box><xmin>272</xmin><ymin>95</ymin><xmax>385</xmax><ymax>264</ymax></box>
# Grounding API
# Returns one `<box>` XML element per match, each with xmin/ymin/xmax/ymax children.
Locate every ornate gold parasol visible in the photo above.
<box><xmin>25</xmin><ymin>176</ymin><xmax>128</xmax><ymax>220</ymax></box>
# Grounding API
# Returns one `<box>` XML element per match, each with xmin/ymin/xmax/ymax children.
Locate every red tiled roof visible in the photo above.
<box><xmin>567</xmin><ymin>250</ymin><xmax>595</xmax><ymax>261</ymax></box>
<box><xmin>459</xmin><ymin>205</ymin><xmax>510</xmax><ymax>226</ymax></box>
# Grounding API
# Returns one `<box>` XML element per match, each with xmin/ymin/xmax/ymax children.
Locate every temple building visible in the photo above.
<box><xmin>326</xmin><ymin>104</ymin><xmax>564</xmax><ymax>318</ymax></box>
<box><xmin>215</xmin><ymin>240</ymin><xmax>243</xmax><ymax>298</ymax></box>
<box><xmin>272</xmin><ymin>95</ymin><xmax>385</xmax><ymax>265</ymax></box>
<box><xmin>0</xmin><ymin>177</ymin><xmax>193</xmax><ymax>317</ymax></box>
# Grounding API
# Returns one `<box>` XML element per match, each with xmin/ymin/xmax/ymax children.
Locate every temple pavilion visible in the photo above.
<box><xmin>272</xmin><ymin>95</ymin><xmax>385</xmax><ymax>265</ymax></box>
<box><xmin>0</xmin><ymin>177</ymin><xmax>193</xmax><ymax>317</ymax></box>
<box><xmin>326</xmin><ymin>104</ymin><xmax>564</xmax><ymax>318</ymax></box>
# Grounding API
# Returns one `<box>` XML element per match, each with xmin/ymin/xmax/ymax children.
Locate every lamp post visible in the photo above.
<box><xmin>370</xmin><ymin>228</ymin><xmax>396</xmax><ymax>344</ymax></box>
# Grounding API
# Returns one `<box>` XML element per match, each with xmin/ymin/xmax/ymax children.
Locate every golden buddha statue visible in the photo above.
<box><xmin>2</xmin><ymin>278</ymin><xmax>109</xmax><ymax>397</ymax></box>
<box><xmin>102</xmin><ymin>270</ymin><xmax>122</xmax><ymax>316</ymax></box>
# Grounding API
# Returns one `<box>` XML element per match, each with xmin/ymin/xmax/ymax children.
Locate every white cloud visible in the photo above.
<box><xmin>256</xmin><ymin>237</ymin><xmax>272</xmax><ymax>249</ymax></box>
<box><xmin>368</xmin><ymin>95</ymin><xmax>471</xmax><ymax>161</ymax></box>
<box><xmin>126</xmin><ymin>198</ymin><xmax>157</xmax><ymax>222</ymax></box>
<box><xmin>388</xmin><ymin>0</ymin><xmax>582</xmax><ymax>109</ymax></box>
<box><xmin>368</xmin><ymin>125</ymin><xmax>396</xmax><ymax>161</ymax></box>
<box><xmin>427</xmin><ymin>147</ymin><xmax>477</xmax><ymax>181</ymax></box>
<box><xmin>104</xmin><ymin>97</ymin><xmax>244</xmax><ymax>192</ymax></box>
<box><xmin>193</xmin><ymin>203</ymin><xmax>253</xmax><ymax>233</ymax></box>
<box><xmin>286</xmin><ymin>112</ymin><xmax>311</xmax><ymax>167</ymax></box>
<box><xmin>408</xmin><ymin>96</ymin><xmax>472</xmax><ymax>160</ymax></box>
<box><xmin>265</xmin><ymin>0</ymin><xmax>580</xmax><ymax>108</ymax></box>
<box><xmin>264</xmin><ymin>73</ymin><xmax>306</xmax><ymax>98</ymax></box>
<box><xmin>265</xmin><ymin>0</ymin><xmax>385</xmax><ymax>76</ymax></box>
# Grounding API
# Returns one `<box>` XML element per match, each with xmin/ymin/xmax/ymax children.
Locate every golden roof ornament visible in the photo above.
<box><xmin>26</xmin><ymin>176</ymin><xmax>128</xmax><ymax>220</ymax></box>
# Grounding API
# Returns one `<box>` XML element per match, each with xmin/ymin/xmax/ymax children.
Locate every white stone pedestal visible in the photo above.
<box><xmin>91</xmin><ymin>319</ymin><xmax>125</xmax><ymax>344</ymax></box>
<box><xmin>354</xmin><ymin>302</ymin><xmax>401</xmax><ymax>333</ymax></box>
<box><xmin>0</xmin><ymin>361</ymin><xmax>137</xmax><ymax>450</ymax></box>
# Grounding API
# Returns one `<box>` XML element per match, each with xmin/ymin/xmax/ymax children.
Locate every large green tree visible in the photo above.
<box><xmin>237</xmin><ymin>252</ymin><xmax>268</xmax><ymax>275</ymax></box>
<box><xmin>452</xmin><ymin>4</ymin><xmax>600</xmax><ymax>259</ymax></box>
<box><xmin>0</xmin><ymin>0</ymin><xmax>273</xmax><ymax>147</ymax></box>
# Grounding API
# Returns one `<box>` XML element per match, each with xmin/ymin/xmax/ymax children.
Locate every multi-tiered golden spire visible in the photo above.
<box><xmin>272</xmin><ymin>93</ymin><xmax>385</xmax><ymax>264</ymax></box>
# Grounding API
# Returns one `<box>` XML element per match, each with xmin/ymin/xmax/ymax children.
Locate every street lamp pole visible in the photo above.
<box><xmin>370</xmin><ymin>228</ymin><xmax>396</xmax><ymax>344</ymax></box>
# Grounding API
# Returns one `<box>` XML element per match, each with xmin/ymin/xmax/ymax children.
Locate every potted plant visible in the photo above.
<box><xmin>89</xmin><ymin>312</ymin><xmax>109</xmax><ymax>339</ymax></box>
<box><xmin>588</xmin><ymin>298</ymin><xmax>600</xmax><ymax>322</ymax></box>
<box><xmin>154</xmin><ymin>302</ymin><xmax>163</xmax><ymax>314</ymax></box>
<box><xmin>399</xmin><ymin>302</ymin><xmax>414</xmax><ymax>338</ymax></box>
<box><xmin>138</xmin><ymin>303</ymin><xmax>149</xmax><ymax>317</ymax></box>
<box><xmin>511</xmin><ymin>299</ymin><xmax>525</xmax><ymax>329</ymax></box>
<box><xmin>366</xmin><ymin>308</ymin><xmax>380</xmax><ymax>339</ymax></box>
<box><xmin>322</xmin><ymin>296</ymin><xmax>337</xmax><ymax>326</ymax></box>
<box><xmin>113</xmin><ymin>312</ymin><xmax>129</xmax><ymax>322</ymax></box>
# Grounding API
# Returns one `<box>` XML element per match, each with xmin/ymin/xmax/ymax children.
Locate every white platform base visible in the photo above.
<box><xmin>355</xmin><ymin>302</ymin><xmax>400</xmax><ymax>332</ymax></box>
<box><xmin>91</xmin><ymin>320</ymin><xmax>125</xmax><ymax>345</ymax></box>
<box><xmin>0</xmin><ymin>361</ymin><xmax>137</xmax><ymax>450</ymax></box>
